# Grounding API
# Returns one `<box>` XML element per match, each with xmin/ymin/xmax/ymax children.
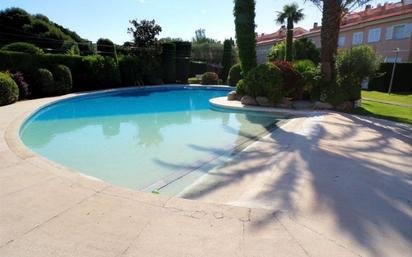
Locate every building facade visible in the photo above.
<box><xmin>256</xmin><ymin>1</ymin><xmax>412</xmax><ymax>63</ymax></box>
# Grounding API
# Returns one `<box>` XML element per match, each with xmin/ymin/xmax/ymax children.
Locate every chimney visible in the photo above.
<box><xmin>313</xmin><ymin>22</ymin><xmax>318</xmax><ymax>29</ymax></box>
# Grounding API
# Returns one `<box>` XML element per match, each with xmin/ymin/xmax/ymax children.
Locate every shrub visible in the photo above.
<box><xmin>10</xmin><ymin>72</ymin><xmax>29</xmax><ymax>99</ymax></box>
<box><xmin>336</xmin><ymin>45</ymin><xmax>380</xmax><ymax>100</ymax></box>
<box><xmin>1</xmin><ymin>42</ymin><xmax>44</xmax><ymax>55</ymax></box>
<box><xmin>52</xmin><ymin>65</ymin><xmax>72</xmax><ymax>94</ymax></box>
<box><xmin>34</xmin><ymin>68</ymin><xmax>55</xmax><ymax>96</ymax></box>
<box><xmin>234</xmin><ymin>0</ymin><xmax>258</xmax><ymax>74</ymax></box>
<box><xmin>119</xmin><ymin>55</ymin><xmax>143</xmax><ymax>86</ymax></box>
<box><xmin>201</xmin><ymin>72</ymin><xmax>219</xmax><ymax>85</ymax></box>
<box><xmin>161</xmin><ymin>42</ymin><xmax>176</xmax><ymax>83</ymax></box>
<box><xmin>188</xmin><ymin>77</ymin><xmax>201</xmax><ymax>84</ymax></box>
<box><xmin>236</xmin><ymin>79</ymin><xmax>247</xmax><ymax>96</ymax></box>
<box><xmin>241</xmin><ymin>63</ymin><xmax>283</xmax><ymax>104</ymax></box>
<box><xmin>268</xmin><ymin>39</ymin><xmax>320</xmax><ymax>64</ymax></box>
<box><xmin>293</xmin><ymin>60</ymin><xmax>319</xmax><ymax>99</ymax></box>
<box><xmin>0</xmin><ymin>72</ymin><xmax>19</xmax><ymax>105</ymax></box>
<box><xmin>272</xmin><ymin>61</ymin><xmax>300</xmax><ymax>99</ymax></box>
<box><xmin>97</xmin><ymin>38</ymin><xmax>117</xmax><ymax>58</ymax></box>
<box><xmin>81</xmin><ymin>55</ymin><xmax>121</xmax><ymax>89</ymax></box>
<box><xmin>228</xmin><ymin>63</ymin><xmax>242</xmax><ymax>86</ymax></box>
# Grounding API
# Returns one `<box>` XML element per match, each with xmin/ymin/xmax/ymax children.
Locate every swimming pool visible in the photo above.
<box><xmin>20</xmin><ymin>86</ymin><xmax>285</xmax><ymax>195</ymax></box>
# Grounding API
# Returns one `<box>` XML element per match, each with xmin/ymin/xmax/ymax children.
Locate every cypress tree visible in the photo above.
<box><xmin>233</xmin><ymin>0</ymin><xmax>257</xmax><ymax>75</ymax></box>
<box><xmin>221</xmin><ymin>39</ymin><xmax>233</xmax><ymax>83</ymax></box>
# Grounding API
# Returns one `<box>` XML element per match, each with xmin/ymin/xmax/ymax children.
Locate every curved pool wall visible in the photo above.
<box><xmin>20</xmin><ymin>85</ymin><xmax>285</xmax><ymax>195</ymax></box>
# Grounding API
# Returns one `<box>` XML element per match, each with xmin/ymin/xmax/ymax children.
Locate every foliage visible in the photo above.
<box><xmin>0</xmin><ymin>72</ymin><xmax>19</xmax><ymax>105</ymax></box>
<box><xmin>240</xmin><ymin>63</ymin><xmax>283</xmax><ymax>103</ymax></box>
<box><xmin>272</xmin><ymin>60</ymin><xmax>300</xmax><ymax>99</ymax></box>
<box><xmin>336</xmin><ymin>45</ymin><xmax>380</xmax><ymax>100</ymax></box>
<box><xmin>192</xmin><ymin>29</ymin><xmax>217</xmax><ymax>44</ymax></box>
<box><xmin>190</xmin><ymin>61</ymin><xmax>207</xmax><ymax>77</ymax></box>
<box><xmin>10</xmin><ymin>71</ymin><xmax>29</xmax><ymax>99</ymax></box>
<box><xmin>34</xmin><ymin>68</ymin><xmax>55</xmax><ymax>96</ymax></box>
<box><xmin>234</xmin><ymin>0</ymin><xmax>257</xmax><ymax>74</ymax></box>
<box><xmin>236</xmin><ymin>79</ymin><xmax>247</xmax><ymax>96</ymax></box>
<box><xmin>82</xmin><ymin>55</ymin><xmax>121</xmax><ymax>89</ymax></box>
<box><xmin>52</xmin><ymin>65</ymin><xmax>72</xmax><ymax>94</ymax></box>
<box><xmin>201</xmin><ymin>72</ymin><xmax>219</xmax><ymax>85</ymax></box>
<box><xmin>268</xmin><ymin>38</ymin><xmax>320</xmax><ymax>64</ymax></box>
<box><xmin>221</xmin><ymin>39</ymin><xmax>234</xmax><ymax>83</ymax></box>
<box><xmin>96</xmin><ymin>38</ymin><xmax>117</xmax><ymax>58</ymax></box>
<box><xmin>161</xmin><ymin>42</ymin><xmax>176</xmax><ymax>83</ymax></box>
<box><xmin>276</xmin><ymin>3</ymin><xmax>304</xmax><ymax>61</ymax></box>
<box><xmin>119</xmin><ymin>55</ymin><xmax>143</xmax><ymax>86</ymax></box>
<box><xmin>228</xmin><ymin>63</ymin><xmax>242</xmax><ymax>86</ymax></box>
<box><xmin>0</xmin><ymin>7</ymin><xmax>91</xmax><ymax>54</ymax></box>
<box><xmin>293</xmin><ymin>59</ymin><xmax>320</xmax><ymax>98</ymax></box>
<box><xmin>61</xmin><ymin>41</ymin><xmax>80</xmax><ymax>55</ymax></box>
<box><xmin>1</xmin><ymin>42</ymin><xmax>44</xmax><ymax>55</ymax></box>
<box><xmin>175</xmin><ymin>41</ymin><xmax>192</xmax><ymax>83</ymax></box>
<box><xmin>188</xmin><ymin>77</ymin><xmax>201</xmax><ymax>84</ymax></box>
<box><xmin>127</xmin><ymin>19</ymin><xmax>162</xmax><ymax>47</ymax></box>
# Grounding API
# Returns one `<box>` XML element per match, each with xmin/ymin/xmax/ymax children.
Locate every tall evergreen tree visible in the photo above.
<box><xmin>221</xmin><ymin>39</ymin><xmax>234</xmax><ymax>83</ymax></box>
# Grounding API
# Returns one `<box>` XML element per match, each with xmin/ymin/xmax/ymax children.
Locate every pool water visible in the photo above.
<box><xmin>20</xmin><ymin>86</ymin><xmax>284</xmax><ymax>195</ymax></box>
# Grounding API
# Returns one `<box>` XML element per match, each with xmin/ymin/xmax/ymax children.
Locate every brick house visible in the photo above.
<box><xmin>256</xmin><ymin>1</ymin><xmax>412</xmax><ymax>63</ymax></box>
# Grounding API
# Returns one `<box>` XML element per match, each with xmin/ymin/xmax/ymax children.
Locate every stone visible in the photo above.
<box><xmin>255</xmin><ymin>96</ymin><xmax>274</xmax><ymax>107</ymax></box>
<box><xmin>292</xmin><ymin>100</ymin><xmax>314</xmax><ymax>110</ymax></box>
<box><xmin>336</xmin><ymin>101</ymin><xmax>354</xmax><ymax>111</ymax></box>
<box><xmin>276</xmin><ymin>97</ymin><xmax>293</xmax><ymax>109</ymax></box>
<box><xmin>227</xmin><ymin>91</ymin><xmax>237</xmax><ymax>101</ymax></box>
<box><xmin>240</xmin><ymin>95</ymin><xmax>258</xmax><ymax>106</ymax></box>
<box><xmin>313</xmin><ymin>101</ymin><xmax>333</xmax><ymax>110</ymax></box>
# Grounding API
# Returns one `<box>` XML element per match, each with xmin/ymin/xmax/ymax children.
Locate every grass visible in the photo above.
<box><xmin>350</xmin><ymin>100</ymin><xmax>412</xmax><ymax>124</ymax></box>
<box><xmin>362</xmin><ymin>91</ymin><xmax>412</xmax><ymax>105</ymax></box>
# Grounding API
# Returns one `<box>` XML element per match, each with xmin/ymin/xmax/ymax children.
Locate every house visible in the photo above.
<box><xmin>256</xmin><ymin>1</ymin><xmax>412</xmax><ymax>63</ymax></box>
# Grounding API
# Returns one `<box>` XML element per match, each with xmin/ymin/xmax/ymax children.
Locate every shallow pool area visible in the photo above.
<box><xmin>20</xmin><ymin>86</ymin><xmax>285</xmax><ymax>195</ymax></box>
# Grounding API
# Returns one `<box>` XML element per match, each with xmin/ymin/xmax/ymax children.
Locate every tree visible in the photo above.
<box><xmin>309</xmin><ymin>0</ymin><xmax>371</xmax><ymax>82</ymax></box>
<box><xmin>234</xmin><ymin>0</ymin><xmax>257</xmax><ymax>75</ymax></box>
<box><xmin>268</xmin><ymin>38</ymin><xmax>320</xmax><ymax>63</ymax></box>
<box><xmin>276</xmin><ymin>3</ymin><xmax>304</xmax><ymax>61</ymax></box>
<box><xmin>127</xmin><ymin>19</ymin><xmax>162</xmax><ymax>47</ymax></box>
<box><xmin>192</xmin><ymin>29</ymin><xmax>217</xmax><ymax>44</ymax></box>
<box><xmin>221</xmin><ymin>39</ymin><xmax>234</xmax><ymax>82</ymax></box>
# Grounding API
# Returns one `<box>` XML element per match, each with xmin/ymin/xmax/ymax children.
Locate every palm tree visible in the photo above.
<box><xmin>276</xmin><ymin>3</ymin><xmax>304</xmax><ymax>61</ymax></box>
<box><xmin>309</xmin><ymin>0</ymin><xmax>371</xmax><ymax>83</ymax></box>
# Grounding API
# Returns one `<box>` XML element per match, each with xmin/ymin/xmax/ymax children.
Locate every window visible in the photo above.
<box><xmin>368</xmin><ymin>28</ymin><xmax>381</xmax><ymax>43</ymax></box>
<box><xmin>352</xmin><ymin>32</ymin><xmax>363</xmax><ymax>45</ymax></box>
<box><xmin>338</xmin><ymin>36</ymin><xmax>346</xmax><ymax>47</ymax></box>
<box><xmin>394</xmin><ymin>24</ymin><xmax>408</xmax><ymax>39</ymax></box>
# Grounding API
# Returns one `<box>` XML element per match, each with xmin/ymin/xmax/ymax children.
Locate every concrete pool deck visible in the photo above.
<box><xmin>0</xmin><ymin>90</ymin><xmax>411</xmax><ymax>257</ymax></box>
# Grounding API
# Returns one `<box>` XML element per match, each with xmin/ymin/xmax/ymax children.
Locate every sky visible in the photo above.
<box><xmin>0</xmin><ymin>0</ymin><xmax>398</xmax><ymax>44</ymax></box>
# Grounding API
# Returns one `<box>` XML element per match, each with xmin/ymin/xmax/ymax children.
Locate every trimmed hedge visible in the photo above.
<box><xmin>190</xmin><ymin>61</ymin><xmax>207</xmax><ymax>77</ymax></box>
<box><xmin>175</xmin><ymin>41</ymin><xmax>192</xmax><ymax>83</ymax></box>
<box><xmin>161</xmin><ymin>43</ymin><xmax>176</xmax><ymax>83</ymax></box>
<box><xmin>0</xmin><ymin>72</ymin><xmax>19</xmax><ymax>106</ymax></box>
<box><xmin>52</xmin><ymin>65</ymin><xmax>72</xmax><ymax>94</ymax></box>
<box><xmin>201</xmin><ymin>72</ymin><xmax>219</xmax><ymax>85</ymax></box>
<box><xmin>119</xmin><ymin>55</ymin><xmax>143</xmax><ymax>86</ymax></box>
<box><xmin>81</xmin><ymin>55</ymin><xmax>121</xmax><ymax>90</ymax></box>
<box><xmin>34</xmin><ymin>68</ymin><xmax>55</xmax><ymax>96</ymax></box>
<box><xmin>369</xmin><ymin>63</ymin><xmax>412</xmax><ymax>92</ymax></box>
<box><xmin>1</xmin><ymin>42</ymin><xmax>44</xmax><ymax>55</ymax></box>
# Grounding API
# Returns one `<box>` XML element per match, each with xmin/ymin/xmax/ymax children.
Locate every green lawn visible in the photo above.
<box><xmin>350</xmin><ymin>101</ymin><xmax>412</xmax><ymax>124</ymax></box>
<box><xmin>362</xmin><ymin>91</ymin><xmax>412</xmax><ymax>105</ymax></box>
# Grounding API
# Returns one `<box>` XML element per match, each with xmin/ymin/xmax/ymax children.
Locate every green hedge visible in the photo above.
<box><xmin>161</xmin><ymin>43</ymin><xmax>176</xmax><ymax>83</ymax></box>
<box><xmin>175</xmin><ymin>41</ymin><xmax>192</xmax><ymax>83</ymax></box>
<box><xmin>1</xmin><ymin>42</ymin><xmax>44</xmax><ymax>55</ymax></box>
<box><xmin>52</xmin><ymin>65</ymin><xmax>72</xmax><ymax>94</ymax></box>
<box><xmin>119</xmin><ymin>55</ymin><xmax>143</xmax><ymax>86</ymax></box>
<box><xmin>190</xmin><ymin>61</ymin><xmax>207</xmax><ymax>77</ymax></box>
<box><xmin>201</xmin><ymin>72</ymin><xmax>219</xmax><ymax>85</ymax></box>
<box><xmin>368</xmin><ymin>63</ymin><xmax>412</xmax><ymax>92</ymax></box>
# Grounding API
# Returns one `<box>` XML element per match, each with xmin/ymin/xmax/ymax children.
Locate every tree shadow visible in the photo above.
<box><xmin>157</xmin><ymin>113</ymin><xmax>412</xmax><ymax>256</ymax></box>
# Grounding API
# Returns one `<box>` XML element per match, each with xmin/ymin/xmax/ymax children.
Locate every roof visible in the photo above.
<box><xmin>256</xmin><ymin>27</ymin><xmax>308</xmax><ymax>45</ymax></box>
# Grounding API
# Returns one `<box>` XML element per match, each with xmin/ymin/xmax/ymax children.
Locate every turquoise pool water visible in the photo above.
<box><xmin>20</xmin><ymin>86</ymin><xmax>284</xmax><ymax>195</ymax></box>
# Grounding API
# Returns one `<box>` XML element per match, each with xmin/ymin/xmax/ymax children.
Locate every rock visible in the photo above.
<box><xmin>277</xmin><ymin>97</ymin><xmax>293</xmax><ymax>109</ymax></box>
<box><xmin>256</xmin><ymin>96</ymin><xmax>274</xmax><ymax>107</ymax></box>
<box><xmin>353</xmin><ymin>99</ymin><xmax>362</xmax><ymax>108</ymax></box>
<box><xmin>313</xmin><ymin>101</ymin><xmax>333</xmax><ymax>110</ymax></box>
<box><xmin>336</xmin><ymin>101</ymin><xmax>354</xmax><ymax>111</ymax></box>
<box><xmin>240</xmin><ymin>95</ymin><xmax>258</xmax><ymax>106</ymax></box>
<box><xmin>293</xmin><ymin>100</ymin><xmax>314</xmax><ymax>110</ymax></box>
<box><xmin>227</xmin><ymin>91</ymin><xmax>237</xmax><ymax>101</ymax></box>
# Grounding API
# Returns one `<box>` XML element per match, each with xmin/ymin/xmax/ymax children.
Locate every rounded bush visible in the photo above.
<box><xmin>201</xmin><ymin>72</ymin><xmax>219</xmax><ymax>85</ymax></box>
<box><xmin>1</xmin><ymin>42</ymin><xmax>44</xmax><ymax>55</ymax></box>
<box><xmin>236</xmin><ymin>79</ymin><xmax>247</xmax><ymax>96</ymax></box>
<box><xmin>52</xmin><ymin>65</ymin><xmax>72</xmax><ymax>94</ymax></box>
<box><xmin>10</xmin><ymin>72</ymin><xmax>29</xmax><ymax>99</ymax></box>
<box><xmin>0</xmin><ymin>72</ymin><xmax>19</xmax><ymax>106</ymax></box>
<box><xmin>228</xmin><ymin>63</ymin><xmax>242</xmax><ymax>86</ymax></box>
<box><xmin>34</xmin><ymin>68</ymin><xmax>55</xmax><ymax>96</ymax></box>
<box><xmin>242</xmin><ymin>63</ymin><xmax>283</xmax><ymax>104</ymax></box>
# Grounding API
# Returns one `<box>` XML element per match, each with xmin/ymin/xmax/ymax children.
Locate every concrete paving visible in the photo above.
<box><xmin>0</xmin><ymin>90</ymin><xmax>411</xmax><ymax>257</ymax></box>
